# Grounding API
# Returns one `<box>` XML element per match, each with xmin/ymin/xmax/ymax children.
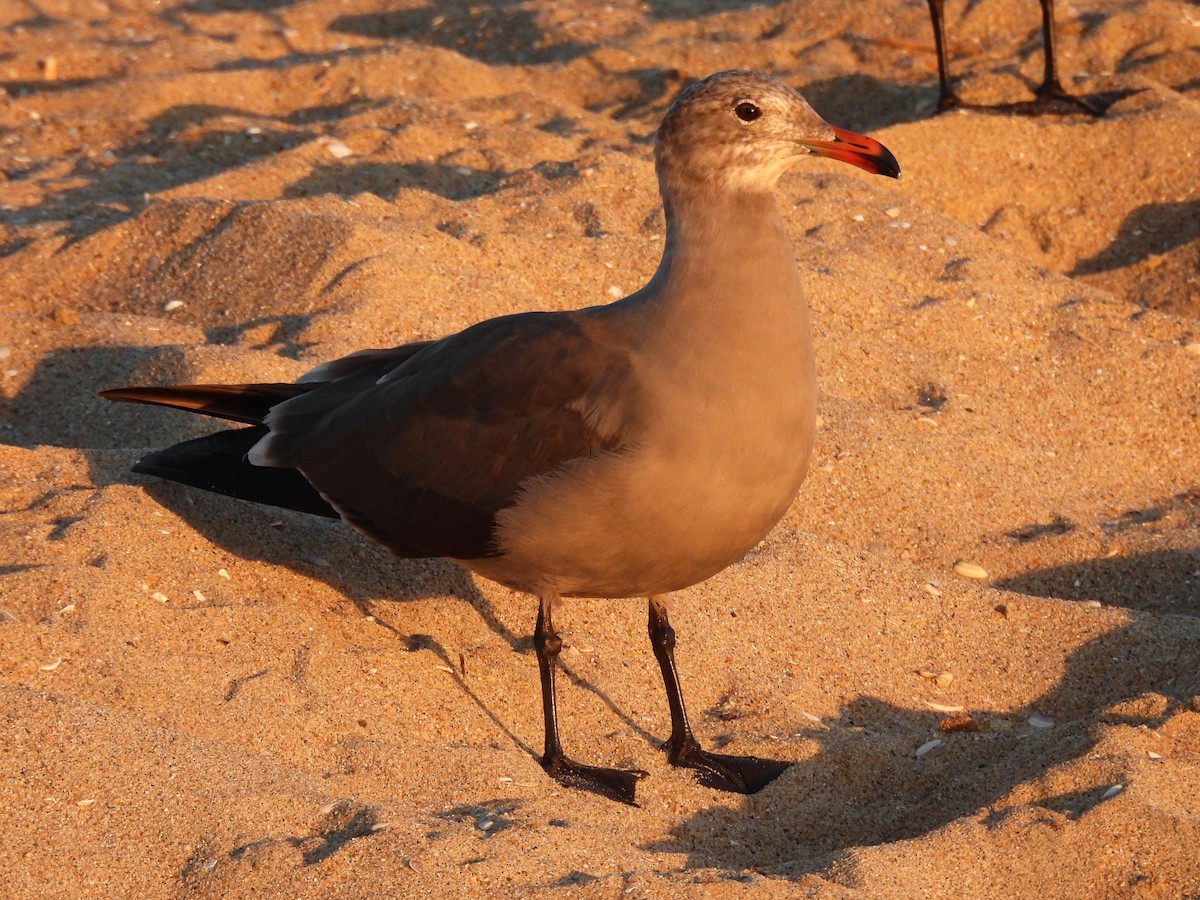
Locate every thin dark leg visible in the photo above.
<box><xmin>926</xmin><ymin>0</ymin><xmax>960</xmax><ymax>111</ymax></box>
<box><xmin>1032</xmin><ymin>0</ymin><xmax>1102</xmax><ymax>114</ymax></box>
<box><xmin>534</xmin><ymin>595</ymin><xmax>646</xmax><ymax>805</ymax></box>
<box><xmin>647</xmin><ymin>595</ymin><xmax>790</xmax><ymax>794</ymax></box>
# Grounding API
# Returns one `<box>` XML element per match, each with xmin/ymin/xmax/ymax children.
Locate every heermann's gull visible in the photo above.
<box><xmin>102</xmin><ymin>70</ymin><xmax>899</xmax><ymax>805</ymax></box>
<box><xmin>926</xmin><ymin>0</ymin><xmax>1101</xmax><ymax>115</ymax></box>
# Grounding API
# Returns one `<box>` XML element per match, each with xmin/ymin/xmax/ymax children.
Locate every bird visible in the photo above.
<box><xmin>101</xmin><ymin>70</ymin><xmax>899</xmax><ymax>805</ymax></box>
<box><xmin>926</xmin><ymin>0</ymin><xmax>1100</xmax><ymax>114</ymax></box>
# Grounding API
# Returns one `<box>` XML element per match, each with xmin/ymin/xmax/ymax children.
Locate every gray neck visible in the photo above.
<box><xmin>635</xmin><ymin>183</ymin><xmax>805</xmax><ymax>329</ymax></box>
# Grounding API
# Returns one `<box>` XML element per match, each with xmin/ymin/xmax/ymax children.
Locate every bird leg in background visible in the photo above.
<box><xmin>647</xmin><ymin>595</ymin><xmax>790</xmax><ymax>794</ymax></box>
<box><xmin>926</xmin><ymin>0</ymin><xmax>1101</xmax><ymax>115</ymax></box>
<box><xmin>1032</xmin><ymin>0</ymin><xmax>1101</xmax><ymax>113</ymax></box>
<box><xmin>534</xmin><ymin>594</ymin><xmax>647</xmax><ymax>805</ymax></box>
<box><xmin>926</xmin><ymin>0</ymin><xmax>957</xmax><ymax>111</ymax></box>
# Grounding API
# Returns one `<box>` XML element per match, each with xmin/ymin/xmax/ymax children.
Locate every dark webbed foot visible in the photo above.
<box><xmin>646</xmin><ymin>595</ymin><xmax>791</xmax><ymax>796</ymax></box>
<box><xmin>1030</xmin><ymin>79</ymin><xmax>1104</xmax><ymax>116</ymax></box>
<box><xmin>541</xmin><ymin>752</ymin><xmax>647</xmax><ymax>805</ymax></box>
<box><xmin>664</xmin><ymin>736</ymin><xmax>790</xmax><ymax>794</ymax></box>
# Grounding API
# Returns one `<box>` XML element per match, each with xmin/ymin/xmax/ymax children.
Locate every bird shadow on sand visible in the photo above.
<box><xmin>992</xmin><ymin>494</ymin><xmax>1200</xmax><ymax>617</ymax></box>
<box><xmin>644</xmin><ymin>609</ymin><xmax>1200</xmax><ymax>877</ymax></box>
<box><xmin>127</xmin><ymin>478</ymin><xmax>660</xmax><ymax>761</ymax></box>
<box><xmin>996</xmin><ymin>548</ymin><xmax>1200</xmax><ymax>617</ymax></box>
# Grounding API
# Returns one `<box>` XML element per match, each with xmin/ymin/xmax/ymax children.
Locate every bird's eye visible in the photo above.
<box><xmin>734</xmin><ymin>101</ymin><xmax>762</xmax><ymax>123</ymax></box>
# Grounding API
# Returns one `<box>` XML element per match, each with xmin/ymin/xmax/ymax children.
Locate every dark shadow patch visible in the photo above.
<box><xmin>591</xmin><ymin>66</ymin><xmax>684</xmax><ymax>122</ymax></box>
<box><xmin>994</xmin><ymin>548</ymin><xmax>1200</xmax><ymax>616</ymax></box>
<box><xmin>916</xmin><ymin>384</ymin><xmax>947</xmax><ymax>413</ymax></box>
<box><xmin>1006</xmin><ymin>517</ymin><xmax>1074</xmax><ymax>543</ymax></box>
<box><xmin>6</xmin><ymin>99</ymin><xmax>385</xmax><ymax>244</ymax></box>
<box><xmin>223</xmin><ymin>668</ymin><xmax>269</xmax><ymax>702</ymax></box>
<box><xmin>645</xmin><ymin>0</ymin><xmax>788</xmax><ymax>17</ymax></box>
<box><xmin>641</xmin><ymin>616</ymin><xmax>1200</xmax><ymax>877</ymax></box>
<box><xmin>1101</xmin><ymin>507</ymin><xmax>1164</xmax><ymax>536</ymax></box>
<box><xmin>288</xmin><ymin>801</ymin><xmax>384</xmax><ymax>865</ymax></box>
<box><xmin>203</xmin><ymin>312</ymin><xmax>320</xmax><ymax>359</ymax></box>
<box><xmin>285</xmin><ymin>161</ymin><xmax>505</xmax><ymax>202</ymax></box>
<box><xmin>6</xmin><ymin>103</ymin><xmax>312</xmax><ymax>242</ymax></box>
<box><xmin>174</xmin><ymin>0</ymin><xmax>306</xmax><ymax>12</ymax></box>
<box><xmin>800</xmin><ymin>73</ymin><xmax>930</xmax><ymax>132</ymax></box>
<box><xmin>1036</xmin><ymin>786</ymin><xmax>1115</xmax><ymax>821</ymax></box>
<box><xmin>939</xmin><ymin>257</ymin><xmax>971</xmax><ymax>282</ymax></box>
<box><xmin>573</xmin><ymin>202</ymin><xmax>606</xmax><ymax>238</ymax></box>
<box><xmin>0</xmin><ymin>564</ymin><xmax>43</xmax><ymax>576</ymax></box>
<box><xmin>436</xmin><ymin>799</ymin><xmax>521</xmax><ymax>837</ymax></box>
<box><xmin>554</xmin><ymin>871</ymin><xmax>601</xmax><ymax>887</ymax></box>
<box><xmin>0</xmin><ymin>77</ymin><xmax>107</xmax><ymax>97</ymax></box>
<box><xmin>1070</xmin><ymin>201</ymin><xmax>1200</xmax><ymax>276</ymax></box>
<box><xmin>537</xmin><ymin>115</ymin><xmax>583</xmax><ymax>137</ymax></box>
<box><xmin>329</xmin><ymin>6</ymin><xmax>591</xmax><ymax>65</ymax></box>
<box><xmin>2</xmin><ymin>344</ymin><xmax>198</xmax><ymax>450</ymax></box>
<box><xmin>0</xmin><ymin>237</ymin><xmax>33</xmax><ymax>258</ymax></box>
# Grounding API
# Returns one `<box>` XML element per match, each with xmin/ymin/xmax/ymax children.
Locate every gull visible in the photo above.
<box><xmin>102</xmin><ymin>70</ymin><xmax>899</xmax><ymax>805</ymax></box>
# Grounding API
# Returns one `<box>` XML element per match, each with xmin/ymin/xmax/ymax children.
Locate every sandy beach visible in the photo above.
<box><xmin>2</xmin><ymin>0</ymin><xmax>1199</xmax><ymax>896</ymax></box>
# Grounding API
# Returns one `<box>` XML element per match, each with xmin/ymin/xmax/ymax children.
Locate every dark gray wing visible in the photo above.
<box><xmin>257</xmin><ymin>309</ymin><xmax>636</xmax><ymax>560</ymax></box>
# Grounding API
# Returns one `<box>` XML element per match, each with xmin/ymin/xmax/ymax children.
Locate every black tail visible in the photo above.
<box><xmin>103</xmin><ymin>383</ymin><xmax>337</xmax><ymax>518</ymax></box>
<box><xmin>132</xmin><ymin>427</ymin><xmax>339</xmax><ymax>518</ymax></box>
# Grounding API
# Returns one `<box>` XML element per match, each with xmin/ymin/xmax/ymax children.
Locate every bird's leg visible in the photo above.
<box><xmin>1031</xmin><ymin>0</ymin><xmax>1103</xmax><ymax>114</ymax></box>
<box><xmin>534</xmin><ymin>594</ymin><xmax>646</xmax><ymax>805</ymax></box>
<box><xmin>925</xmin><ymin>0</ymin><xmax>961</xmax><ymax>111</ymax></box>
<box><xmin>647</xmin><ymin>595</ymin><xmax>790</xmax><ymax>794</ymax></box>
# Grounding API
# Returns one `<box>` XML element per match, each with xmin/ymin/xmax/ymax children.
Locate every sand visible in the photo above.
<box><xmin>2</xmin><ymin>0</ymin><xmax>1199</xmax><ymax>896</ymax></box>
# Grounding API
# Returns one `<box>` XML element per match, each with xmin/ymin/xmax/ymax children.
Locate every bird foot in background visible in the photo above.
<box><xmin>1029</xmin><ymin>79</ymin><xmax>1105</xmax><ymax>116</ymax></box>
<box><xmin>935</xmin><ymin>84</ymin><xmax>1104</xmax><ymax>118</ymax></box>
<box><xmin>664</xmin><ymin>737</ymin><xmax>790</xmax><ymax>794</ymax></box>
<box><xmin>540</xmin><ymin>753</ymin><xmax>647</xmax><ymax>806</ymax></box>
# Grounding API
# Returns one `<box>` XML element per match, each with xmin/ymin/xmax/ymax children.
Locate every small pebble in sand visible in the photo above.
<box><xmin>218</xmin><ymin>569</ymin><xmax>231</xmax><ymax>579</ymax></box>
<box><xmin>953</xmin><ymin>560</ymin><xmax>988</xmax><ymax>580</ymax></box>
<box><xmin>163</xmin><ymin>300</ymin><xmax>184</xmax><ymax>312</ymax></box>
<box><xmin>318</xmin><ymin>136</ymin><xmax>353</xmax><ymax>158</ymax></box>
<box><xmin>1101</xmin><ymin>784</ymin><xmax>1124</xmax><ymax>799</ymax></box>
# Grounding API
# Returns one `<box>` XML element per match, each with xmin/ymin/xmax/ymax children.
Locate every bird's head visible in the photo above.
<box><xmin>656</xmin><ymin>70</ymin><xmax>900</xmax><ymax>193</ymax></box>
